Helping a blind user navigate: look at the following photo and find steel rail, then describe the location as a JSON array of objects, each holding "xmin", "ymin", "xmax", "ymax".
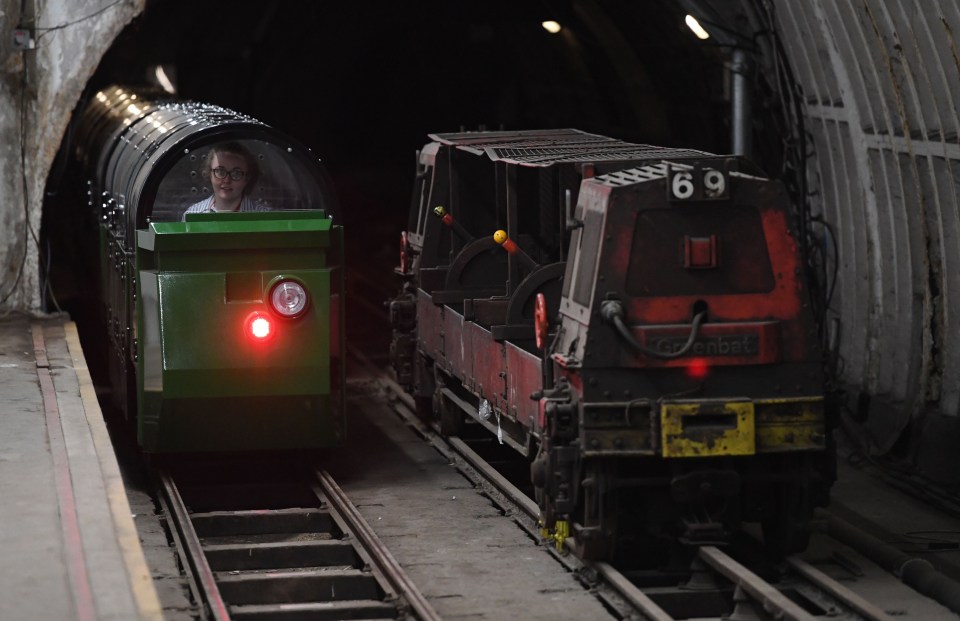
[
  {"xmin": 366, "ymin": 355, "xmax": 679, "ymax": 619},
  {"xmin": 593, "ymin": 562, "xmax": 675, "ymax": 621},
  {"xmin": 786, "ymin": 556, "xmax": 896, "ymax": 621},
  {"xmin": 447, "ymin": 435, "xmax": 539, "ymax": 518},
  {"xmin": 313, "ymin": 469, "xmax": 442, "ymax": 621},
  {"xmin": 364, "ymin": 346, "xmax": 913, "ymax": 621},
  {"xmin": 699, "ymin": 546, "xmax": 816, "ymax": 621},
  {"xmin": 158, "ymin": 470, "xmax": 230, "ymax": 621}
]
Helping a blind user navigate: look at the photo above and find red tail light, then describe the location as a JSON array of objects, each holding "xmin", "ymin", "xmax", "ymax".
[
  {"xmin": 686, "ymin": 357, "xmax": 709, "ymax": 381},
  {"xmin": 245, "ymin": 312, "xmax": 274, "ymax": 342}
]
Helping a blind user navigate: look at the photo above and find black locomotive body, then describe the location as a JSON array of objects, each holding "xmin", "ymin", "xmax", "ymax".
[{"xmin": 390, "ymin": 129, "xmax": 834, "ymax": 559}]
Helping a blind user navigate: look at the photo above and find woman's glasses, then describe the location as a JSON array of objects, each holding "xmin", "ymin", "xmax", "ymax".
[{"xmin": 211, "ymin": 167, "xmax": 246, "ymax": 180}]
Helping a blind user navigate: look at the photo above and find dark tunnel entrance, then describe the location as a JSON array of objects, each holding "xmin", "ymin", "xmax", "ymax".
[{"xmin": 41, "ymin": 0, "xmax": 797, "ymax": 357}]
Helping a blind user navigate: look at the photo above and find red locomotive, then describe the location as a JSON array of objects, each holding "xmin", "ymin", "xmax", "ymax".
[{"xmin": 390, "ymin": 129, "xmax": 834, "ymax": 559}]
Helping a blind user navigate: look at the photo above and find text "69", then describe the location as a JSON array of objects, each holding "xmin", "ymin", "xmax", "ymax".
[{"xmin": 667, "ymin": 167, "xmax": 729, "ymax": 201}]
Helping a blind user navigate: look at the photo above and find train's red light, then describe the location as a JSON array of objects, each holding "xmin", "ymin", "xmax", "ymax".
[
  {"xmin": 686, "ymin": 357, "xmax": 709, "ymax": 381},
  {"xmin": 245, "ymin": 312, "xmax": 273, "ymax": 342},
  {"xmin": 251, "ymin": 317, "xmax": 271, "ymax": 338}
]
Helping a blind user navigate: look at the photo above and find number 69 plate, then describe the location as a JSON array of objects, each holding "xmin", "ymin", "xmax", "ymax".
[{"xmin": 667, "ymin": 164, "xmax": 729, "ymax": 202}]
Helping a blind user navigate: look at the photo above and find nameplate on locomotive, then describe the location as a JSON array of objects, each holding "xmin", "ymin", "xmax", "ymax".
[{"xmin": 653, "ymin": 334, "xmax": 759, "ymax": 357}]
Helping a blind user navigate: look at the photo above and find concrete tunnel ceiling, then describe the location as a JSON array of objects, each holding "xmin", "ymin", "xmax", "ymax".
[
  {"xmin": 85, "ymin": 1, "xmax": 749, "ymax": 165},
  {"xmin": 27, "ymin": 1, "xmax": 960, "ymax": 487}
]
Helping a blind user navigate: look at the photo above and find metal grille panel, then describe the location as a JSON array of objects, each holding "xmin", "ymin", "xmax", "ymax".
[{"xmin": 776, "ymin": 0, "xmax": 960, "ymax": 463}]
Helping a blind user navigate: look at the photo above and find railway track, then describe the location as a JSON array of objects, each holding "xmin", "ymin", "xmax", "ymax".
[
  {"xmin": 157, "ymin": 459, "xmax": 439, "ymax": 620},
  {"xmin": 343, "ymin": 272, "xmax": 958, "ymax": 619},
  {"xmin": 359, "ymin": 352, "xmax": 934, "ymax": 621},
  {"xmin": 599, "ymin": 546, "xmax": 897, "ymax": 621}
]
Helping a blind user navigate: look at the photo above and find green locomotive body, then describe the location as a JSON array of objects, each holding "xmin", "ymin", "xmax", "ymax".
[
  {"xmin": 137, "ymin": 212, "xmax": 343, "ymax": 452},
  {"xmin": 78, "ymin": 85, "xmax": 344, "ymax": 453}
]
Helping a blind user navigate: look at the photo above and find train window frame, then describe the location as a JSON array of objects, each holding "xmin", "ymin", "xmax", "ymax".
[
  {"xmin": 411, "ymin": 141, "xmax": 442, "ymax": 242},
  {"xmin": 150, "ymin": 139, "xmax": 329, "ymax": 223},
  {"xmin": 570, "ymin": 206, "xmax": 605, "ymax": 307},
  {"xmin": 560, "ymin": 198, "xmax": 604, "ymax": 322}
]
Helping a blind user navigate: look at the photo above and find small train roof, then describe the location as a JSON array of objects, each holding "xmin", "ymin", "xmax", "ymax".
[{"xmin": 427, "ymin": 128, "xmax": 710, "ymax": 167}]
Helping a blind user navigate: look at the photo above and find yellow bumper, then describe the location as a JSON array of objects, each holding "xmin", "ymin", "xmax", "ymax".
[
  {"xmin": 661, "ymin": 399, "xmax": 755, "ymax": 458},
  {"xmin": 660, "ymin": 397, "xmax": 825, "ymax": 458}
]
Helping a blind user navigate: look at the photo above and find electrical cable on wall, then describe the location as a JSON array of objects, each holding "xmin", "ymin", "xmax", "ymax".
[{"xmin": 34, "ymin": 0, "xmax": 130, "ymax": 43}]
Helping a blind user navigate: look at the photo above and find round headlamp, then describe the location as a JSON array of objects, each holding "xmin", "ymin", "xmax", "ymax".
[{"xmin": 270, "ymin": 280, "xmax": 309, "ymax": 317}]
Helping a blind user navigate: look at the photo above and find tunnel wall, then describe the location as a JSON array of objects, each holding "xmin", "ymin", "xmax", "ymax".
[
  {"xmin": 775, "ymin": 1, "xmax": 960, "ymax": 477},
  {"xmin": 0, "ymin": 0, "xmax": 143, "ymax": 311}
]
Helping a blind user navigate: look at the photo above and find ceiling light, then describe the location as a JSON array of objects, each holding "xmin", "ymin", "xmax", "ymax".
[
  {"xmin": 542, "ymin": 20, "xmax": 562, "ymax": 34},
  {"xmin": 154, "ymin": 65, "xmax": 176, "ymax": 95},
  {"xmin": 685, "ymin": 14, "xmax": 710, "ymax": 40}
]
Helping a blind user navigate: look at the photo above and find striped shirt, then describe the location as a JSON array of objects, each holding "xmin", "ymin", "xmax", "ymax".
[{"xmin": 183, "ymin": 196, "xmax": 271, "ymax": 220}]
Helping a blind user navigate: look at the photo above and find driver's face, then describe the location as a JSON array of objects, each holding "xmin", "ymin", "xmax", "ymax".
[{"xmin": 209, "ymin": 152, "xmax": 248, "ymax": 207}]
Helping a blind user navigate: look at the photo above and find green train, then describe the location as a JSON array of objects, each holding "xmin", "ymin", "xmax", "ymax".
[{"xmin": 76, "ymin": 85, "xmax": 344, "ymax": 453}]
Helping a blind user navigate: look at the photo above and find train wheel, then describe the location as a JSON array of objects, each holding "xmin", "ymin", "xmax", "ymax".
[
  {"xmin": 762, "ymin": 483, "xmax": 811, "ymax": 557},
  {"xmin": 414, "ymin": 395, "xmax": 433, "ymax": 424},
  {"xmin": 119, "ymin": 356, "xmax": 137, "ymax": 423},
  {"xmin": 531, "ymin": 444, "xmax": 555, "ymax": 534},
  {"xmin": 535, "ymin": 488, "xmax": 557, "ymax": 543},
  {"xmin": 439, "ymin": 398, "xmax": 463, "ymax": 436},
  {"xmin": 433, "ymin": 376, "xmax": 463, "ymax": 436},
  {"xmin": 573, "ymin": 460, "xmax": 617, "ymax": 561},
  {"xmin": 413, "ymin": 353, "xmax": 436, "ymax": 425}
]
